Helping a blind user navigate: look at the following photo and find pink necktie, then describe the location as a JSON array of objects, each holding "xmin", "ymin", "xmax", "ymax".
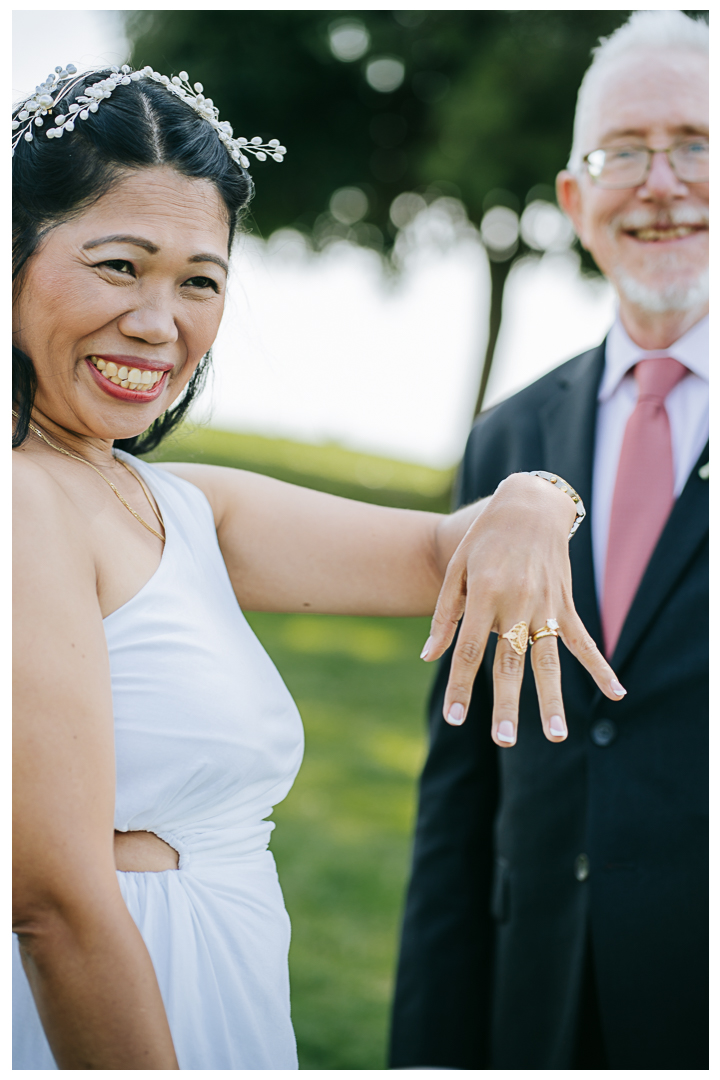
[{"xmin": 602, "ymin": 357, "xmax": 688, "ymax": 657}]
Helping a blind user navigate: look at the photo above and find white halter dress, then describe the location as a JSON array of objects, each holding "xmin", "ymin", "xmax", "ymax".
[{"xmin": 13, "ymin": 454, "xmax": 305, "ymax": 1069}]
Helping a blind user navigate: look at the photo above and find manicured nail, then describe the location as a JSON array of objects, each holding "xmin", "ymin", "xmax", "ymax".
[
  {"xmin": 549, "ymin": 715, "xmax": 567, "ymax": 738},
  {"xmin": 447, "ymin": 702, "xmax": 465, "ymax": 726},
  {"xmin": 420, "ymin": 635, "xmax": 434, "ymax": 660},
  {"xmin": 497, "ymin": 720, "xmax": 515, "ymax": 744},
  {"xmin": 610, "ymin": 679, "xmax": 627, "ymax": 697}
]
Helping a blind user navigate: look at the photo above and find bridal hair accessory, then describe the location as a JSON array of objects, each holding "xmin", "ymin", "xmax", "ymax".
[{"xmin": 11, "ymin": 63, "xmax": 287, "ymax": 171}]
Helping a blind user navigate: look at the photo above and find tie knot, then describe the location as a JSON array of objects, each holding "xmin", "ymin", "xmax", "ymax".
[{"xmin": 633, "ymin": 356, "xmax": 688, "ymax": 402}]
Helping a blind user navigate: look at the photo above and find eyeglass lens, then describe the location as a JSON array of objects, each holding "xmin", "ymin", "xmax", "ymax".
[{"xmin": 586, "ymin": 140, "xmax": 708, "ymax": 188}]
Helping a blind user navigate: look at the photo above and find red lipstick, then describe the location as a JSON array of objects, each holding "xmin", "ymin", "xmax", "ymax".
[{"xmin": 85, "ymin": 357, "xmax": 169, "ymax": 403}]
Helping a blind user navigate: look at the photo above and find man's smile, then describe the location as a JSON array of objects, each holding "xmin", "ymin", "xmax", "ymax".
[{"xmin": 627, "ymin": 223, "xmax": 705, "ymax": 242}]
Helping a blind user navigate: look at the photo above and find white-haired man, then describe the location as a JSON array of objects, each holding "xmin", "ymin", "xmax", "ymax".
[{"xmin": 390, "ymin": 11, "xmax": 708, "ymax": 1070}]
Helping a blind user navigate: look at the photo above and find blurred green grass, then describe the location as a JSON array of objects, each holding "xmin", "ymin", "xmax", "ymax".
[
  {"xmin": 148, "ymin": 424, "xmax": 454, "ymax": 513},
  {"xmin": 149, "ymin": 427, "xmax": 452, "ymax": 1068},
  {"xmin": 246, "ymin": 612, "xmax": 435, "ymax": 1070}
]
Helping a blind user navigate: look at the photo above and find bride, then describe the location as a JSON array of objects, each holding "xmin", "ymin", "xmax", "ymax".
[{"xmin": 12, "ymin": 64, "xmax": 623, "ymax": 1070}]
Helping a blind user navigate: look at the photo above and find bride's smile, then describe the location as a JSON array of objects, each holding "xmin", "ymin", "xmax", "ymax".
[{"xmin": 13, "ymin": 166, "xmax": 229, "ymax": 447}]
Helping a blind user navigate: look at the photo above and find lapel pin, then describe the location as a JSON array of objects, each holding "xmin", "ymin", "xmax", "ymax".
[{"xmin": 698, "ymin": 462, "xmax": 709, "ymax": 480}]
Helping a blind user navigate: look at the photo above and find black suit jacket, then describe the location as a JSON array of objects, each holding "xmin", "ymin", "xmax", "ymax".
[{"xmin": 390, "ymin": 344, "xmax": 708, "ymax": 1070}]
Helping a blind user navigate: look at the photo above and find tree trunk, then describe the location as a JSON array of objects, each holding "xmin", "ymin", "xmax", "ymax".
[{"xmin": 473, "ymin": 255, "xmax": 514, "ymax": 418}]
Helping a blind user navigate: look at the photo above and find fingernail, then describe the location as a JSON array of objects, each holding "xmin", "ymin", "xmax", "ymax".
[
  {"xmin": 420, "ymin": 635, "xmax": 434, "ymax": 660},
  {"xmin": 549, "ymin": 715, "xmax": 567, "ymax": 737},
  {"xmin": 446, "ymin": 702, "xmax": 465, "ymax": 726},
  {"xmin": 610, "ymin": 679, "xmax": 627, "ymax": 697},
  {"xmin": 497, "ymin": 720, "xmax": 515, "ymax": 744}
]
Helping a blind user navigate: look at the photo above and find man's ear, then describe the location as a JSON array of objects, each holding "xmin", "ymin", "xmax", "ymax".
[{"xmin": 556, "ymin": 170, "xmax": 585, "ymax": 247}]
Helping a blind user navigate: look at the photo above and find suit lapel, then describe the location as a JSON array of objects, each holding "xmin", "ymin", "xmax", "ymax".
[
  {"xmin": 611, "ymin": 441, "xmax": 709, "ymax": 670},
  {"xmin": 537, "ymin": 344, "xmax": 606, "ymax": 647}
]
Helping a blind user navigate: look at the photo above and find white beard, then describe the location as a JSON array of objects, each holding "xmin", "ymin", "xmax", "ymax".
[{"xmin": 613, "ymin": 266, "xmax": 709, "ymax": 314}]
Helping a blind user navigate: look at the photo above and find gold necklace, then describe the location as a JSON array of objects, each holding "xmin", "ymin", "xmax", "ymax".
[{"xmin": 13, "ymin": 411, "xmax": 165, "ymax": 543}]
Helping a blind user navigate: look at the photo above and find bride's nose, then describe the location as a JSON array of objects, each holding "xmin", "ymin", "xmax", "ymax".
[{"xmin": 117, "ymin": 293, "xmax": 179, "ymax": 345}]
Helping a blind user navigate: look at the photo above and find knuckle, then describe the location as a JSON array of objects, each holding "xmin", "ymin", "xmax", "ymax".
[
  {"xmin": 496, "ymin": 650, "xmax": 524, "ymax": 677},
  {"xmin": 575, "ymin": 633, "xmax": 600, "ymax": 659},
  {"xmin": 432, "ymin": 604, "xmax": 458, "ymax": 633},
  {"xmin": 533, "ymin": 649, "xmax": 561, "ymax": 674},
  {"xmin": 455, "ymin": 638, "xmax": 483, "ymax": 666},
  {"xmin": 433, "ymin": 595, "xmax": 454, "ymax": 620}
]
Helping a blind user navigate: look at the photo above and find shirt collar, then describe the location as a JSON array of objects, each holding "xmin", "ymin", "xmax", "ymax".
[{"xmin": 599, "ymin": 313, "xmax": 708, "ymax": 402}]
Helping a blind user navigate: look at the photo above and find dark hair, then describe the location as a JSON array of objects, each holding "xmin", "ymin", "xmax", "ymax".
[{"xmin": 12, "ymin": 69, "xmax": 253, "ymax": 453}]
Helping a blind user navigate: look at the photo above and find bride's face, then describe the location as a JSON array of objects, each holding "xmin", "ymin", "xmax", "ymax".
[{"xmin": 13, "ymin": 165, "xmax": 231, "ymax": 442}]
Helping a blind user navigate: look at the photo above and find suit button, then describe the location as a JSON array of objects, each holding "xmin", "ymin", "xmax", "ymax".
[
  {"xmin": 574, "ymin": 853, "xmax": 590, "ymax": 881},
  {"xmin": 591, "ymin": 719, "xmax": 617, "ymax": 746}
]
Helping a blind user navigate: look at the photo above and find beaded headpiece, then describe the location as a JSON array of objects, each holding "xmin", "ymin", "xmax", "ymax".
[{"xmin": 11, "ymin": 63, "xmax": 287, "ymax": 171}]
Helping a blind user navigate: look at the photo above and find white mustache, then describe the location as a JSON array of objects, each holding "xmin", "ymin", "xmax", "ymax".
[{"xmin": 614, "ymin": 207, "xmax": 709, "ymax": 232}]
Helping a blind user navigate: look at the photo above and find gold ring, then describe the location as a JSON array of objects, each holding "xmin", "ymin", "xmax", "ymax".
[
  {"xmin": 530, "ymin": 619, "xmax": 560, "ymax": 645},
  {"xmin": 500, "ymin": 621, "xmax": 529, "ymax": 655}
]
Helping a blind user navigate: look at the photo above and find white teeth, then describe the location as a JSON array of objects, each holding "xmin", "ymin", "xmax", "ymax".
[{"xmin": 89, "ymin": 356, "xmax": 165, "ymax": 391}]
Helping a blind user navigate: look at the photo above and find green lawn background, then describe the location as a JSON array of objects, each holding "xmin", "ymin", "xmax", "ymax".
[
  {"xmin": 150, "ymin": 427, "xmax": 453, "ymax": 1069},
  {"xmin": 249, "ymin": 612, "xmax": 435, "ymax": 1069}
]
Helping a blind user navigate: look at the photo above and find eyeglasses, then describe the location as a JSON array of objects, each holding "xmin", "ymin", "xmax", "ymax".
[{"xmin": 583, "ymin": 138, "xmax": 709, "ymax": 189}]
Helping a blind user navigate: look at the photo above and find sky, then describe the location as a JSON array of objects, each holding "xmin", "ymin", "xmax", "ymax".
[{"xmin": 13, "ymin": 9, "xmax": 617, "ymax": 468}]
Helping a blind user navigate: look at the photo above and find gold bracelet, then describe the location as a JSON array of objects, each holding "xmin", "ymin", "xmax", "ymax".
[{"xmin": 529, "ymin": 470, "xmax": 586, "ymax": 540}]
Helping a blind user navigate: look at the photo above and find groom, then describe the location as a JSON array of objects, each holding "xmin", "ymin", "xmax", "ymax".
[{"xmin": 390, "ymin": 10, "xmax": 708, "ymax": 1071}]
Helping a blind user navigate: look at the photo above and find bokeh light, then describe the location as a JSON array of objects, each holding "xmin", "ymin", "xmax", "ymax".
[
  {"xmin": 328, "ymin": 20, "xmax": 370, "ymax": 62},
  {"xmin": 480, "ymin": 206, "xmax": 520, "ymax": 260},
  {"xmin": 520, "ymin": 200, "xmax": 575, "ymax": 252},
  {"xmin": 329, "ymin": 187, "xmax": 369, "ymax": 225},
  {"xmin": 365, "ymin": 57, "xmax": 405, "ymax": 93}
]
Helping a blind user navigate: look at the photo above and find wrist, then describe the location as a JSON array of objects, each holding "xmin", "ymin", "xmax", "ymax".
[
  {"xmin": 528, "ymin": 470, "xmax": 585, "ymax": 539},
  {"xmin": 493, "ymin": 472, "xmax": 578, "ymax": 537}
]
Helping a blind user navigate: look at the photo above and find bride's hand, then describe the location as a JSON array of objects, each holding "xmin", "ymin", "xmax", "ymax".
[{"xmin": 424, "ymin": 472, "xmax": 626, "ymax": 747}]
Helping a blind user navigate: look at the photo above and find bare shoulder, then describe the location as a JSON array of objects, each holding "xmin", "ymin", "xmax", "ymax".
[
  {"xmin": 13, "ymin": 451, "xmax": 95, "ymax": 594},
  {"xmin": 14, "ymin": 450, "xmax": 69, "ymax": 526},
  {"xmin": 14, "ymin": 450, "xmax": 76, "ymax": 527}
]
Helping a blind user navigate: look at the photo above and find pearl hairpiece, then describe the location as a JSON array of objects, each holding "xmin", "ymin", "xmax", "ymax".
[{"xmin": 11, "ymin": 63, "xmax": 287, "ymax": 171}]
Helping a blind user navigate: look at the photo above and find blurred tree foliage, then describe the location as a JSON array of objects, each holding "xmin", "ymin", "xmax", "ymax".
[{"xmin": 126, "ymin": 10, "xmax": 707, "ymax": 412}]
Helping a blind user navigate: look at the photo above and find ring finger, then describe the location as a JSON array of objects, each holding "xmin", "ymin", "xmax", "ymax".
[{"xmin": 529, "ymin": 633, "xmax": 567, "ymax": 741}]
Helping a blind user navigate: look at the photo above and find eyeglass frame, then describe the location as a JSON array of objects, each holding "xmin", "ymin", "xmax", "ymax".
[{"xmin": 582, "ymin": 138, "xmax": 709, "ymax": 189}]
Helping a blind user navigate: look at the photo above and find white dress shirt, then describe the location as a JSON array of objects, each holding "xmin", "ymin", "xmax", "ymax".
[{"xmin": 591, "ymin": 314, "xmax": 709, "ymax": 603}]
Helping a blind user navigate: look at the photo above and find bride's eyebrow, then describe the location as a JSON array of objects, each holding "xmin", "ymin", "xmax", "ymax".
[
  {"xmin": 81, "ymin": 235, "xmax": 228, "ymax": 274},
  {"xmin": 82, "ymin": 234, "xmax": 159, "ymax": 254},
  {"xmin": 188, "ymin": 253, "xmax": 228, "ymax": 274}
]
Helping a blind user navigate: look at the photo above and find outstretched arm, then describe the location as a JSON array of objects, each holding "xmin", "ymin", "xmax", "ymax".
[{"xmin": 161, "ymin": 463, "xmax": 624, "ymax": 745}]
